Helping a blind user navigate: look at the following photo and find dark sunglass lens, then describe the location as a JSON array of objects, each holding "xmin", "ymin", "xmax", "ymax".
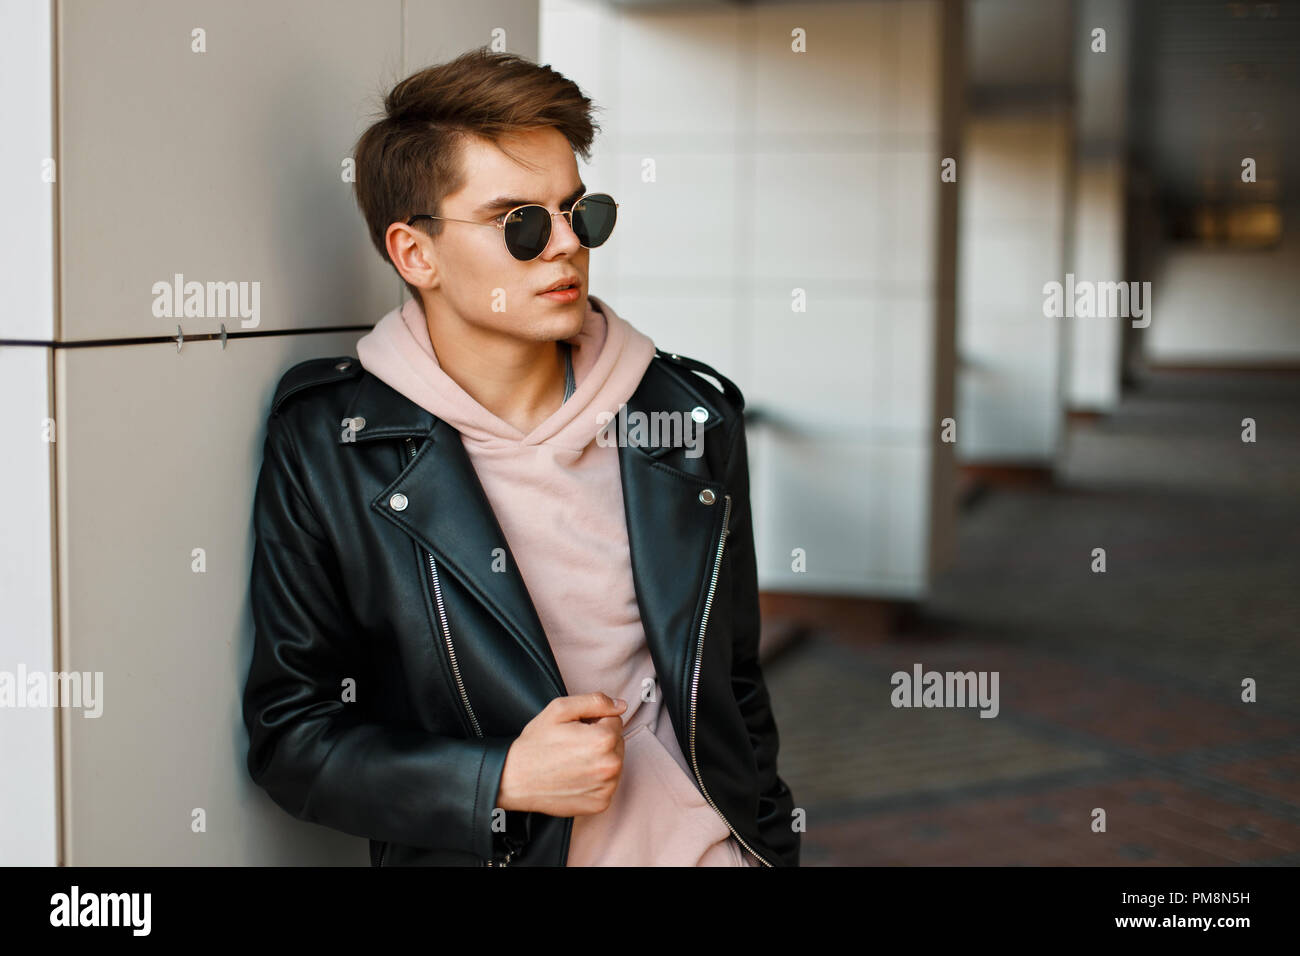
[
  {"xmin": 503, "ymin": 205, "xmax": 550, "ymax": 260},
  {"xmin": 572, "ymin": 194, "xmax": 617, "ymax": 248}
]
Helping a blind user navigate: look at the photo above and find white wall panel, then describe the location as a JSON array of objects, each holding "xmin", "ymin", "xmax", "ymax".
[
  {"xmin": 406, "ymin": 1, "xmax": 542, "ymax": 81},
  {"xmin": 750, "ymin": 298, "xmax": 876, "ymax": 433},
  {"xmin": 615, "ymin": 151, "xmax": 742, "ymax": 283},
  {"xmin": 618, "ymin": 9, "xmax": 743, "ymax": 142},
  {"xmin": 752, "ymin": 152, "xmax": 885, "ymax": 285},
  {"xmin": 59, "ymin": 0, "xmax": 404, "ymax": 339},
  {"xmin": 58, "ymin": 332, "xmax": 366, "ymax": 864},
  {"xmin": 882, "ymin": 150, "xmax": 939, "ymax": 284},
  {"xmin": 753, "ymin": 2, "xmax": 887, "ymax": 139},
  {"xmin": 1, "ymin": 0, "xmax": 56, "ymax": 343},
  {"xmin": 0, "ymin": 348, "xmax": 58, "ymax": 866}
]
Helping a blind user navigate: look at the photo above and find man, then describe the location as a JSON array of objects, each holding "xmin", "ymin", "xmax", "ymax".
[{"xmin": 242, "ymin": 47, "xmax": 798, "ymax": 866}]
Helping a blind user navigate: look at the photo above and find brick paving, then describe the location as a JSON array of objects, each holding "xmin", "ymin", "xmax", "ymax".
[{"xmin": 757, "ymin": 369, "xmax": 1300, "ymax": 865}]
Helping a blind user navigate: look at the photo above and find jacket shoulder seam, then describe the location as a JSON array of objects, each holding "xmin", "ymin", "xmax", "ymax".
[{"xmin": 271, "ymin": 356, "xmax": 362, "ymax": 415}]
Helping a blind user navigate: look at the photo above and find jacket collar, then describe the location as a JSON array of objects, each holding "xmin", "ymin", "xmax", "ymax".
[
  {"xmin": 348, "ymin": 354, "xmax": 734, "ymax": 715},
  {"xmin": 339, "ymin": 350, "xmax": 728, "ymax": 457}
]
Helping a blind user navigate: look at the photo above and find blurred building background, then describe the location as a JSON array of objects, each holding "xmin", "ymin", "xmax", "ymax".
[{"xmin": 2, "ymin": 0, "xmax": 1297, "ymax": 865}]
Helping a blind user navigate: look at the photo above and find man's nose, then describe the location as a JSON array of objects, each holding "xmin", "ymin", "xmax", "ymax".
[{"xmin": 544, "ymin": 209, "xmax": 582, "ymax": 255}]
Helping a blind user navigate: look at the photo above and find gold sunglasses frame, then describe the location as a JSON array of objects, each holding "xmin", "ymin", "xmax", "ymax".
[{"xmin": 405, "ymin": 192, "xmax": 620, "ymax": 260}]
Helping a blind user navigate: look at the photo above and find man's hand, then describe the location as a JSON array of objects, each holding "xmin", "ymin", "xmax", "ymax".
[{"xmin": 496, "ymin": 693, "xmax": 628, "ymax": 816}]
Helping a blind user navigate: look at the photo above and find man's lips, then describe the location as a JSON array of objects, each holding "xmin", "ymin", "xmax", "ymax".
[
  {"xmin": 538, "ymin": 285, "xmax": 581, "ymax": 301},
  {"xmin": 539, "ymin": 277, "xmax": 581, "ymax": 294}
]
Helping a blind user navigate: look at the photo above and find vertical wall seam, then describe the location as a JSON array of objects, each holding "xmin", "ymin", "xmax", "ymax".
[
  {"xmin": 50, "ymin": 0, "xmax": 67, "ymax": 869},
  {"xmin": 737, "ymin": 7, "xmax": 754, "ymax": 396}
]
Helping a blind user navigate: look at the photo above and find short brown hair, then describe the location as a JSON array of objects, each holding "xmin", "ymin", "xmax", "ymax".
[{"xmin": 352, "ymin": 46, "xmax": 600, "ymax": 302}]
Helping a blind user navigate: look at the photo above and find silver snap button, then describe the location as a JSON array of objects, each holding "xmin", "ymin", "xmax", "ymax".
[
  {"xmin": 670, "ymin": 353, "xmax": 680, "ymax": 360},
  {"xmin": 699, "ymin": 489, "xmax": 716, "ymax": 505},
  {"xmin": 691, "ymin": 406, "xmax": 709, "ymax": 423},
  {"xmin": 335, "ymin": 359, "xmax": 353, "ymax": 371},
  {"xmin": 389, "ymin": 493, "xmax": 408, "ymax": 511},
  {"xmin": 350, "ymin": 416, "xmax": 366, "ymax": 431}
]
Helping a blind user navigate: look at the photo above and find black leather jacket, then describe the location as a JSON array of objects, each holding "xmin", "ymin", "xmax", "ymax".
[{"xmin": 241, "ymin": 345, "xmax": 800, "ymax": 866}]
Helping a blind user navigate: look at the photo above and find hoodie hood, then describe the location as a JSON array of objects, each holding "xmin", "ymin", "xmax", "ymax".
[{"xmin": 355, "ymin": 293, "xmax": 656, "ymax": 458}]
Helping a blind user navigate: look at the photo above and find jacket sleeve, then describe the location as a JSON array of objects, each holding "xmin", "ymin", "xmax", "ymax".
[
  {"xmin": 723, "ymin": 408, "xmax": 801, "ymax": 866},
  {"xmin": 242, "ymin": 407, "xmax": 514, "ymax": 861}
]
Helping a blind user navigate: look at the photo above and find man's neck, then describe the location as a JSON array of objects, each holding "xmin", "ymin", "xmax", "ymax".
[{"xmin": 421, "ymin": 298, "xmax": 568, "ymax": 436}]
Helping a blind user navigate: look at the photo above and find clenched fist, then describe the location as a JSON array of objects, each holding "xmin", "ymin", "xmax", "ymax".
[{"xmin": 496, "ymin": 693, "xmax": 628, "ymax": 817}]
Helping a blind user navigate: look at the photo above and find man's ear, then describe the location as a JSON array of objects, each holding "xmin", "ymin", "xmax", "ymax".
[{"xmin": 387, "ymin": 222, "xmax": 438, "ymax": 291}]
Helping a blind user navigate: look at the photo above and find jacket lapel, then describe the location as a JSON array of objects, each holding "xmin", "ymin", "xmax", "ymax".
[
  {"xmin": 616, "ymin": 361, "xmax": 731, "ymax": 731},
  {"xmin": 382, "ymin": 418, "xmax": 571, "ymax": 697}
]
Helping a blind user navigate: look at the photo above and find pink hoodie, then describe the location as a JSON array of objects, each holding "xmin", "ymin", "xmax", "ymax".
[{"xmin": 355, "ymin": 293, "xmax": 757, "ymax": 867}]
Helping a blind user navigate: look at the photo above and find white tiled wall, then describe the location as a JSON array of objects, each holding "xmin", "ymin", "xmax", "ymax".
[{"xmin": 542, "ymin": 0, "xmax": 957, "ymax": 597}]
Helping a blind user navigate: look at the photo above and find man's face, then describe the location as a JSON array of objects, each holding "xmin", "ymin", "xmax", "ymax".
[{"xmin": 408, "ymin": 126, "xmax": 591, "ymax": 344}]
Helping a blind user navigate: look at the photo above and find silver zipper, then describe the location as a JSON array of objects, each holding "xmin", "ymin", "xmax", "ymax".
[
  {"xmin": 405, "ymin": 437, "xmax": 482, "ymax": 739},
  {"xmin": 687, "ymin": 493, "xmax": 775, "ymax": 868},
  {"xmin": 404, "ymin": 437, "xmax": 516, "ymax": 866}
]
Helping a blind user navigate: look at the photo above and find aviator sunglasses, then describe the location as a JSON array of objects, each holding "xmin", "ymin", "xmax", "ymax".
[{"xmin": 406, "ymin": 192, "xmax": 620, "ymax": 261}]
